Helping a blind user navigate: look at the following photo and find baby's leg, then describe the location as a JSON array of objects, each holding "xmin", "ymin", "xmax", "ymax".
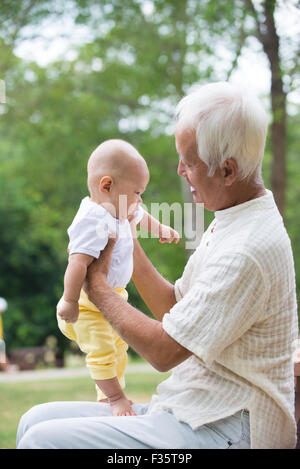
[
  {"xmin": 73, "ymin": 306, "xmax": 118, "ymax": 384},
  {"xmin": 95, "ymin": 376, "xmax": 136, "ymax": 416},
  {"xmin": 94, "ymin": 354, "xmax": 127, "ymax": 402},
  {"xmin": 57, "ymin": 291, "xmax": 133, "ymax": 415},
  {"xmin": 95, "ymin": 331, "xmax": 129, "ymax": 401},
  {"xmin": 73, "ymin": 307, "xmax": 132, "ymax": 411},
  {"xmin": 58, "ymin": 303, "xmax": 118, "ymax": 402}
]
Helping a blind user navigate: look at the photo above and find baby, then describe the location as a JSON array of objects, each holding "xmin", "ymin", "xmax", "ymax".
[{"xmin": 57, "ymin": 139, "xmax": 179, "ymax": 416}]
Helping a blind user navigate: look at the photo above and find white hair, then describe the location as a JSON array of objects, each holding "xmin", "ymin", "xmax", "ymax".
[{"xmin": 176, "ymin": 82, "xmax": 268, "ymax": 180}]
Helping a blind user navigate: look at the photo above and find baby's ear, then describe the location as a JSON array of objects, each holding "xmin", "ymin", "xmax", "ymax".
[{"xmin": 99, "ymin": 176, "xmax": 113, "ymax": 193}]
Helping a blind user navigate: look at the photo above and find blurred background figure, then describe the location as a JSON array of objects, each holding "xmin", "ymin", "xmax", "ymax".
[{"xmin": 0, "ymin": 297, "xmax": 8, "ymax": 371}]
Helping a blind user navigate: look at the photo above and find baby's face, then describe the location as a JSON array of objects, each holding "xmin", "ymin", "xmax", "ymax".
[
  {"xmin": 113, "ymin": 167, "xmax": 149, "ymax": 220},
  {"xmin": 89, "ymin": 140, "xmax": 150, "ymax": 220}
]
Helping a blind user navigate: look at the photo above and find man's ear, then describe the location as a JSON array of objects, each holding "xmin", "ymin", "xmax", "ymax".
[
  {"xmin": 99, "ymin": 176, "xmax": 113, "ymax": 193},
  {"xmin": 222, "ymin": 159, "xmax": 238, "ymax": 186}
]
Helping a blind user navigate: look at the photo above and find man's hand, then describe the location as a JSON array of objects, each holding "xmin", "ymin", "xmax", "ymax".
[
  {"xmin": 57, "ymin": 297, "xmax": 79, "ymax": 323},
  {"xmin": 84, "ymin": 237, "xmax": 118, "ymax": 298}
]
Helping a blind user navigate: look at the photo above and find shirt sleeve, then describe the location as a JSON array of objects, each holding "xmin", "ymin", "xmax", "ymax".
[
  {"xmin": 68, "ymin": 216, "xmax": 109, "ymax": 258},
  {"xmin": 163, "ymin": 252, "xmax": 267, "ymax": 366},
  {"xmin": 174, "ymin": 279, "xmax": 184, "ymax": 302},
  {"xmin": 173, "ymin": 249, "xmax": 200, "ymax": 301}
]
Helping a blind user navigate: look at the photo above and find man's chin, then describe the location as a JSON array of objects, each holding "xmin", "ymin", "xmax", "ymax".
[
  {"xmin": 192, "ymin": 191, "xmax": 201, "ymax": 203},
  {"xmin": 192, "ymin": 193, "xmax": 206, "ymax": 207}
]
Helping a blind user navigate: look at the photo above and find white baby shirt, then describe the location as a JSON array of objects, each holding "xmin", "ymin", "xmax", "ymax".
[{"xmin": 67, "ymin": 197, "xmax": 144, "ymax": 288}]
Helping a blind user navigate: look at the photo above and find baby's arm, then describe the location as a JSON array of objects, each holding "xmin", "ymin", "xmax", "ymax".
[
  {"xmin": 57, "ymin": 253, "xmax": 94, "ymax": 323},
  {"xmin": 138, "ymin": 211, "xmax": 180, "ymax": 244},
  {"xmin": 95, "ymin": 377, "xmax": 136, "ymax": 416}
]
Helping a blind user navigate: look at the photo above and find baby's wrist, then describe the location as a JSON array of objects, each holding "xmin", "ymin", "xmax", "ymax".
[
  {"xmin": 63, "ymin": 295, "xmax": 78, "ymax": 305},
  {"xmin": 158, "ymin": 223, "xmax": 170, "ymax": 235}
]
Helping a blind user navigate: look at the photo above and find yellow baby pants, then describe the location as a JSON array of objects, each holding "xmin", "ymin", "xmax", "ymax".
[{"xmin": 57, "ymin": 288, "xmax": 129, "ymax": 401}]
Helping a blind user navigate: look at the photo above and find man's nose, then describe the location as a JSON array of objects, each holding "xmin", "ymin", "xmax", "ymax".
[{"xmin": 177, "ymin": 159, "xmax": 186, "ymax": 177}]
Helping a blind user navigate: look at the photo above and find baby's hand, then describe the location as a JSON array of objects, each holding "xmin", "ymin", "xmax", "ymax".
[
  {"xmin": 57, "ymin": 297, "xmax": 79, "ymax": 323},
  {"xmin": 110, "ymin": 396, "xmax": 137, "ymax": 417},
  {"xmin": 159, "ymin": 224, "xmax": 180, "ymax": 244}
]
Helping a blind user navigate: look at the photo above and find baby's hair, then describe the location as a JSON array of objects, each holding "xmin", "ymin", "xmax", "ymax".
[{"xmin": 87, "ymin": 139, "xmax": 148, "ymax": 196}]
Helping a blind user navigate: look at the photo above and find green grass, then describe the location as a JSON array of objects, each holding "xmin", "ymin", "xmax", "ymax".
[{"xmin": 0, "ymin": 371, "xmax": 170, "ymax": 449}]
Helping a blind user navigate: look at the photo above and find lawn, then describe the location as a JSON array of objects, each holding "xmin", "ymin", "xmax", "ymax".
[{"xmin": 0, "ymin": 371, "xmax": 170, "ymax": 449}]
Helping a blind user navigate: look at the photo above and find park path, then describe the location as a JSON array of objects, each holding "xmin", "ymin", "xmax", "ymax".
[{"xmin": 0, "ymin": 362, "xmax": 157, "ymax": 383}]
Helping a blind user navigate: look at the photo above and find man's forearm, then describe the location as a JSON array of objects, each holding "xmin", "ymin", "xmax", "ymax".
[
  {"xmin": 88, "ymin": 282, "xmax": 169, "ymax": 371},
  {"xmin": 85, "ymin": 237, "xmax": 191, "ymax": 372},
  {"xmin": 132, "ymin": 239, "xmax": 177, "ymax": 321}
]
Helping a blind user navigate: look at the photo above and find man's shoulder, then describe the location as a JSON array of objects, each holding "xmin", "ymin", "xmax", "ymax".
[
  {"xmin": 227, "ymin": 202, "xmax": 289, "ymax": 250},
  {"xmin": 247, "ymin": 212, "xmax": 290, "ymax": 257},
  {"xmin": 217, "ymin": 211, "xmax": 295, "ymax": 289}
]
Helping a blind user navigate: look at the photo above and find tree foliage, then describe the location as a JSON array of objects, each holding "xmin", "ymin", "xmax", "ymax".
[{"xmin": 0, "ymin": 0, "xmax": 299, "ymax": 354}]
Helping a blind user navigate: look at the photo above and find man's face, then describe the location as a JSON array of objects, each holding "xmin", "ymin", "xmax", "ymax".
[{"xmin": 175, "ymin": 127, "xmax": 225, "ymax": 211}]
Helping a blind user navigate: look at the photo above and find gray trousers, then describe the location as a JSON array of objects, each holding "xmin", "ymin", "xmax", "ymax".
[{"xmin": 16, "ymin": 401, "xmax": 251, "ymax": 449}]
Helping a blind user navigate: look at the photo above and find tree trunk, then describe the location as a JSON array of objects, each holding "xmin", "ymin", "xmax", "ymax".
[
  {"xmin": 261, "ymin": 0, "xmax": 287, "ymax": 217},
  {"xmin": 245, "ymin": 0, "xmax": 287, "ymax": 217},
  {"xmin": 172, "ymin": 0, "xmax": 196, "ymax": 255}
]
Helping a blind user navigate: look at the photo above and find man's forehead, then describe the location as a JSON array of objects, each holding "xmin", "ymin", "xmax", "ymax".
[{"xmin": 175, "ymin": 127, "xmax": 198, "ymax": 160}]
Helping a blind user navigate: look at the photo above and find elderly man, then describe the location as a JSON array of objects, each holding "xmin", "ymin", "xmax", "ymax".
[{"xmin": 17, "ymin": 82, "xmax": 298, "ymax": 449}]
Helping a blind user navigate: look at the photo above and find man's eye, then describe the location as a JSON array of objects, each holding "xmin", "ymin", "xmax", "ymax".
[
  {"xmin": 135, "ymin": 192, "xmax": 140, "ymax": 195},
  {"xmin": 181, "ymin": 159, "xmax": 192, "ymax": 168}
]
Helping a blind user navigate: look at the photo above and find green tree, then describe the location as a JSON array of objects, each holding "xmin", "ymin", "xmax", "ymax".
[
  {"xmin": 0, "ymin": 0, "xmax": 299, "ymax": 353},
  {"xmin": 242, "ymin": 0, "xmax": 299, "ymax": 217}
]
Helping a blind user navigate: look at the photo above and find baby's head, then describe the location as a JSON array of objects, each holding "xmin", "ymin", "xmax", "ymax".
[{"xmin": 87, "ymin": 139, "xmax": 149, "ymax": 220}]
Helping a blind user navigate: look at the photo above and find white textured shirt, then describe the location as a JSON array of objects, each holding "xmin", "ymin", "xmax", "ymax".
[
  {"xmin": 148, "ymin": 190, "xmax": 298, "ymax": 449},
  {"xmin": 67, "ymin": 197, "xmax": 144, "ymax": 287}
]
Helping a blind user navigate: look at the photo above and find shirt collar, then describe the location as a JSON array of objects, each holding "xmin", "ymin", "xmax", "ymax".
[{"xmin": 214, "ymin": 189, "xmax": 275, "ymax": 221}]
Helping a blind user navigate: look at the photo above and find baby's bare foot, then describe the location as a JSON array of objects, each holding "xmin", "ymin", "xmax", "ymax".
[{"xmin": 110, "ymin": 396, "xmax": 136, "ymax": 416}]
